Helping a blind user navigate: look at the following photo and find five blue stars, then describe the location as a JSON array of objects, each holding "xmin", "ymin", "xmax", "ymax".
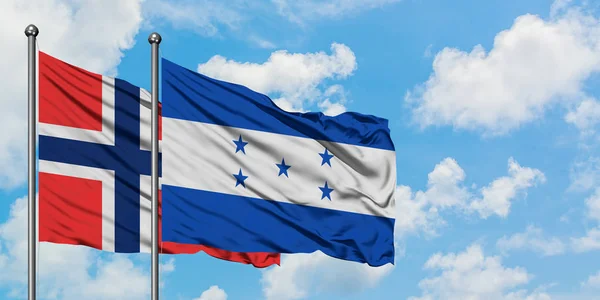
[
  {"xmin": 319, "ymin": 148, "xmax": 334, "ymax": 167},
  {"xmin": 319, "ymin": 181, "xmax": 334, "ymax": 200},
  {"xmin": 233, "ymin": 168, "xmax": 248, "ymax": 188},
  {"xmin": 233, "ymin": 135, "xmax": 336, "ymax": 200},
  {"xmin": 276, "ymin": 158, "xmax": 292, "ymax": 177},
  {"xmin": 233, "ymin": 135, "xmax": 248, "ymax": 154}
]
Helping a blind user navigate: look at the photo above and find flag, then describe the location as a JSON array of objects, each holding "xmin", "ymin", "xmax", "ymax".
[
  {"xmin": 37, "ymin": 52, "xmax": 280, "ymax": 268},
  {"xmin": 160, "ymin": 58, "xmax": 396, "ymax": 267}
]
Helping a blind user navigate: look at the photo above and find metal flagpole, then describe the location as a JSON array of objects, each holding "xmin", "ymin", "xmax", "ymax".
[
  {"xmin": 148, "ymin": 32, "xmax": 162, "ymax": 300},
  {"xmin": 25, "ymin": 24, "xmax": 39, "ymax": 300}
]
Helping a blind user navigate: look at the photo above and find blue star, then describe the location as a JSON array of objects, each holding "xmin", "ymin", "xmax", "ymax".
[
  {"xmin": 319, "ymin": 148, "xmax": 334, "ymax": 166},
  {"xmin": 233, "ymin": 135, "xmax": 248, "ymax": 154},
  {"xmin": 319, "ymin": 181, "xmax": 334, "ymax": 200},
  {"xmin": 276, "ymin": 158, "xmax": 291, "ymax": 177},
  {"xmin": 233, "ymin": 168, "xmax": 248, "ymax": 188}
]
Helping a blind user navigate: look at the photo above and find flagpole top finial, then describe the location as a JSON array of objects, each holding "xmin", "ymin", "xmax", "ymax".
[
  {"xmin": 148, "ymin": 32, "xmax": 162, "ymax": 44},
  {"xmin": 24, "ymin": 24, "xmax": 39, "ymax": 37}
]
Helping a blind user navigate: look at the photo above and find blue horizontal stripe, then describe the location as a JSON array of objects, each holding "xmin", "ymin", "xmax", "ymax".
[
  {"xmin": 161, "ymin": 58, "xmax": 395, "ymax": 151},
  {"xmin": 161, "ymin": 185, "xmax": 395, "ymax": 266}
]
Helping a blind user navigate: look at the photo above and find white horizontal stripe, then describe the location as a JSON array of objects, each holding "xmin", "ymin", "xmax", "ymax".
[
  {"xmin": 162, "ymin": 119, "xmax": 396, "ymax": 218},
  {"xmin": 39, "ymin": 160, "xmax": 116, "ymax": 252},
  {"xmin": 39, "ymin": 76, "xmax": 116, "ymax": 145}
]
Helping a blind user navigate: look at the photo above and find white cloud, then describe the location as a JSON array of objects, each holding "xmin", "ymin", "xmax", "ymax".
[
  {"xmin": 160, "ymin": 257, "xmax": 176, "ymax": 273},
  {"xmin": 409, "ymin": 244, "xmax": 549, "ymax": 300},
  {"xmin": 143, "ymin": 0, "xmax": 244, "ymax": 37},
  {"xmin": 272, "ymin": 0, "xmax": 401, "ymax": 24},
  {"xmin": 318, "ymin": 99, "xmax": 347, "ymax": 116},
  {"xmin": 396, "ymin": 157, "xmax": 545, "ymax": 238},
  {"xmin": 0, "ymin": 197, "xmax": 154, "ymax": 299},
  {"xmin": 158, "ymin": 257, "xmax": 176, "ymax": 289},
  {"xmin": 197, "ymin": 43, "xmax": 356, "ymax": 112},
  {"xmin": 194, "ymin": 285, "xmax": 228, "ymax": 300},
  {"xmin": 144, "ymin": 1, "xmax": 398, "ymax": 45},
  {"xmin": 565, "ymin": 98, "xmax": 600, "ymax": 137},
  {"xmin": 394, "ymin": 185, "xmax": 446, "ymax": 238},
  {"xmin": 260, "ymin": 252, "xmax": 393, "ymax": 300},
  {"xmin": 496, "ymin": 225, "xmax": 566, "ymax": 256},
  {"xmin": 272, "ymin": 99, "xmax": 306, "ymax": 113},
  {"xmin": 569, "ymin": 156, "xmax": 600, "ymax": 192},
  {"xmin": 317, "ymin": 85, "xmax": 348, "ymax": 116},
  {"xmin": 550, "ymin": 0, "xmax": 574, "ymax": 18},
  {"xmin": 571, "ymin": 228, "xmax": 600, "ymax": 252},
  {"xmin": 424, "ymin": 44, "xmax": 434, "ymax": 58},
  {"xmin": 581, "ymin": 270, "xmax": 600, "ymax": 289},
  {"xmin": 66, "ymin": 256, "xmax": 149, "ymax": 300},
  {"xmin": 570, "ymin": 188, "xmax": 600, "ymax": 253},
  {"xmin": 468, "ymin": 158, "xmax": 546, "ymax": 219},
  {"xmin": 0, "ymin": 0, "xmax": 144, "ymax": 189},
  {"xmin": 394, "ymin": 158, "xmax": 468, "ymax": 238},
  {"xmin": 421, "ymin": 157, "xmax": 471, "ymax": 209},
  {"xmin": 584, "ymin": 188, "xmax": 600, "ymax": 222},
  {"xmin": 504, "ymin": 289, "xmax": 553, "ymax": 300},
  {"xmin": 248, "ymin": 35, "xmax": 277, "ymax": 49},
  {"xmin": 406, "ymin": 5, "xmax": 600, "ymax": 136}
]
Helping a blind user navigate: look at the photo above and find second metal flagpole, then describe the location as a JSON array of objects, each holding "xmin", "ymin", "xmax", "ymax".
[
  {"xmin": 25, "ymin": 24, "xmax": 39, "ymax": 300},
  {"xmin": 149, "ymin": 32, "xmax": 162, "ymax": 300}
]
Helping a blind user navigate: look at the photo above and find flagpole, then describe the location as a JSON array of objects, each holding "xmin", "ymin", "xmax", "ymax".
[
  {"xmin": 25, "ymin": 24, "xmax": 39, "ymax": 300},
  {"xmin": 148, "ymin": 32, "xmax": 162, "ymax": 300}
]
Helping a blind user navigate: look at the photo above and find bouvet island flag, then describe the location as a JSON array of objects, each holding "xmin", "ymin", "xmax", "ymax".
[{"xmin": 161, "ymin": 58, "xmax": 396, "ymax": 266}]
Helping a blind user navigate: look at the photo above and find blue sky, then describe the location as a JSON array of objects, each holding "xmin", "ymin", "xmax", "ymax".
[{"xmin": 2, "ymin": 0, "xmax": 600, "ymax": 299}]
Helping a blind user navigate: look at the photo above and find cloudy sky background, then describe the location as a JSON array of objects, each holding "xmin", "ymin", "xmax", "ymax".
[{"xmin": 1, "ymin": 0, "xmax": 600, "ymax": 299}]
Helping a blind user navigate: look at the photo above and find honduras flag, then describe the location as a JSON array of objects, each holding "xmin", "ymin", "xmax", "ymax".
[{"xmin": 160, "ymin": 58, "xmax": 396, "ymax": 266}]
